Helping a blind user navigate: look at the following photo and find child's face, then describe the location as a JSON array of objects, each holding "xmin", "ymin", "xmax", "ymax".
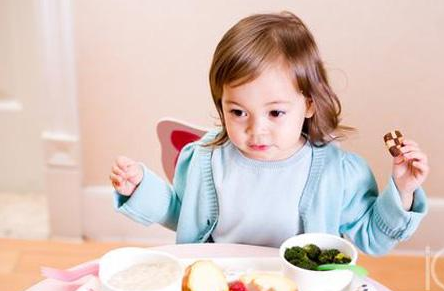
[{"xmin": 222, "ymin": 62, "xmax": 314, "ymax": 161}]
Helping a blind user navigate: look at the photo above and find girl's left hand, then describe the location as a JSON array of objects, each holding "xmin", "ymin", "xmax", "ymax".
[{"xmin": 392, "ymin": 139, "xmax": 429, "ymax": 196}]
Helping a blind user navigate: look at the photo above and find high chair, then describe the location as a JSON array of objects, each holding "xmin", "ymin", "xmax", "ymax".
[{"xmin": 156, "ymin": 118, "xmax": 208, "ymax": 183}]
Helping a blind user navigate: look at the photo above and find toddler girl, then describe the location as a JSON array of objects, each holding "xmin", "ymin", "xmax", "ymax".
[{"xmin": 110, "ymin": 11, "xmax": 428, "ymax": 254}]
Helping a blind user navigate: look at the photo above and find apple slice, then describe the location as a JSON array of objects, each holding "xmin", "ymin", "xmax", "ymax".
[{"xmin": 240, "ymin": 272, "xmax": 298, "ymax": 291}]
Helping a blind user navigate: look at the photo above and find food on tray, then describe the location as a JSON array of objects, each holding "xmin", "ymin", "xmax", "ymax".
[
  {"xmin": 284, "ymin": 244, "xmax": 351, "ymax": 271},
  {"xmin": 383, "ymin": 130, "xmax": 404, "ymax": 157},
  {"xmin": 302, "ymin": 244, "xmax": 321, "ymax": 260},
  {"xmin": 182, "ymin": 260, "xmax": 229, "ymax": 291},
  {"xmin": 240, "ymin": 272, "xmax": 298, "ymax": 291},
  {"xmin": 182, "ymin": 260, "xmax": 298, "ymax": 291},
  {"xmin": 229, "ymin": 281, "xmax": 248, "ymax": 291},
  {"xmin": 107, "ymin": 261, "xmax": 181, "ymax": 291}
]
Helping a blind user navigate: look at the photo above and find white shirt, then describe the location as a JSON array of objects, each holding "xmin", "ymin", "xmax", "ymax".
[{"xmin": 211, "ymin": 141, "xmax": 312, "ymax": 247}]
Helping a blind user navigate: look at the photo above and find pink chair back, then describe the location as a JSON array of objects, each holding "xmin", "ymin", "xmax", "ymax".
[{"xmin": 156, "ymin": 118, "xmax": 207, "ymax": 183}]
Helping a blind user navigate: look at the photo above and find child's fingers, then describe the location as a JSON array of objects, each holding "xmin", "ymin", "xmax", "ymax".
[
  {"xmin": 412, "ymin": 161, "xmax": 430, "ymax": 175},
  {"xmin": 112, "ymin": 165, "xmax": 126, "ymax": 177},
  {"xmin": 116, "ymin": 156, "xmax": 136, "ymax": 171},
  {"xmin": 400, "ymin": 145, "xmax": 420, "ymax": 155},
  {"xmin": 126, "ymin": 164, "xmax": 141, "ymax": 178},
  {"xmin": 402, "ymin": 139, "xmax": 418, "ymax": 147},
  {"xmin": 399, "ymin": 141, "xmax": 427, "ymax": 163},
  {"xmin": 126, "ymin": 165, "xmax": 143, "ymax": 184},
  {"xmin": 111, "ymin": 181, "xmax": 119, "ymax": 188},
  {"xmin": 402, "ymin": 151, "xmax": 428, "ymax": 163},
  {"xmin": 109, "ymin": 172, "xmax": 123, "ymax": 183},
  {"xmin": 109, "ymin": 173, "xmax": 123, "ymax": 187},
  {"xmin": 393, "ymin": 154, "xmax": 405, "ymax": 165}
]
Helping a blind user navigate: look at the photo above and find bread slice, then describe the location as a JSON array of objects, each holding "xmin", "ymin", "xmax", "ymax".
[
  {"xmin": 240, "ymin": 272, "xmax": 298, "ymax": 291},
  {"xmin": 182, "ymin": 260, "xmax": 229, "ymax": 291}
]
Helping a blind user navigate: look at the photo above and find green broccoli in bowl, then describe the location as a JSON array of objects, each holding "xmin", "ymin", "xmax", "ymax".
[
  {"xmin": 317, "ymin": 249, "xmax": 340, "ymax": 264},
  {"xmin": 285, "ymin": 244, "xmax": 351, "ymax": 271},
  {"xmin": 284, "ymin": 246, "xmax": 318, "ymax": 271},
  {"xmin": 303, "ymin": 244, "xmax": 321, "ymax": 260}
]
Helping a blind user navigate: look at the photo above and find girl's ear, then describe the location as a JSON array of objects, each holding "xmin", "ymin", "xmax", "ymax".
[{"xmin": 304, "ymin": 97, "xmax": 315, "ymax": 118}]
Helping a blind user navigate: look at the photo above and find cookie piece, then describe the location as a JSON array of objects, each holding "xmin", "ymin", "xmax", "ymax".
[{"xmin": 383, "ymin": 130, "xmax": 404, "ymax": 157}]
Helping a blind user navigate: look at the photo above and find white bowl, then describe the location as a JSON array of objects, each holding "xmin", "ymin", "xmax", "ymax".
[
  {"xmin": 99, "ymin": 247, "xmax": 183, "ymax": 291},
  {"xmin": 279, "ymin": 233, "xmax": 358, "ymax": 291}
]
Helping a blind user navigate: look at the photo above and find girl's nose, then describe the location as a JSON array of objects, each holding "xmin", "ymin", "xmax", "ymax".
[{"xmin": 246, "ymin": 116, "xmax": 268, "ymax": 135}]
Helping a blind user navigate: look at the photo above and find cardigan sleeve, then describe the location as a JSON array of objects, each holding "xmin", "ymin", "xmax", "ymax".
[
  {"xmin": 113, "ymin": 130, "xmax": 219, "ymax": 232},
  {"xmin": 339, "ymin": 153, "xmax": 428, "ymax": 255},
  {"xmin": 113, "ymin": 141, "xmax": 200, "ymax": 231}
]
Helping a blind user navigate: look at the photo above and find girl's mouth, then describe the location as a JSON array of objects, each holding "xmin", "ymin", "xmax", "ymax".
[{"xmin": 249, "ymin": 144, "xmax": 270, "ymax": 151}]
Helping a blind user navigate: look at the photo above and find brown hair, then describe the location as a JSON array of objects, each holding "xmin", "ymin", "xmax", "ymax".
[{"xmin": 207, "ymin": 11, "xmax": 353, "ymax": 147}]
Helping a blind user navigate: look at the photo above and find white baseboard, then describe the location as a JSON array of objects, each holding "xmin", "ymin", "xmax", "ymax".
[
  {"xmin": 43, "ymin": 131, "xmax": 82, "ymax": 237},
  {"xmin": 82, "ymin": 186, "xmax": 444, "ymax": 253}
]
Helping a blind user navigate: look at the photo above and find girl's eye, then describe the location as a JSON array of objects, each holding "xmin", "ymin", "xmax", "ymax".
[
  {"xmin": 230, "ymin": 109, "xmax": 247, "ymax": 117},
  {"xmin": 269, "ymin": 110, "xmax": 286, "ymax": 117}
]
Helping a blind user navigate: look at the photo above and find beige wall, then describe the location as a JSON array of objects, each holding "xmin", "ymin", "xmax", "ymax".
[
  {"xmin": 0, "ymin": 0, "xmax": 48, "ymax": 193},
  {"xmin": 75, "ymin": 0, "xmax": 443, "ymax": 196},
  {"xmin": 0, "ymin": 0, "xmax": 442, "ymax": 197}
]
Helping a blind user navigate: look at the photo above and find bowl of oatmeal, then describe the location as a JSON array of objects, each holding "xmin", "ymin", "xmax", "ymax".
[{"xmin": 99, "ymin": 247, "xmax": 183, "ymax": 291}]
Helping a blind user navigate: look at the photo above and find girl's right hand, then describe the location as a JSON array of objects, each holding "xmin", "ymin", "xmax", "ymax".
[{"xmin": 109, "ymin": 156, "xmax": 143, "ymax": 196}]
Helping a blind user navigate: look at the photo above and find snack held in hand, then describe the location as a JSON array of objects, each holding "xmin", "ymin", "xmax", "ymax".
[
  {"xmin": 182, "ymin": 260, "xmax": 229, "ymax": 291},
  {"xmin": 383, "ymin": 130, "xmax": 404, "ymax": 157}
]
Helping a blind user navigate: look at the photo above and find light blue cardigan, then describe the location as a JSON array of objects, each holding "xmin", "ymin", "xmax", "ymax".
[{"xmin": 115, "ymin": 130, "xmax": 427, "ymax": 255}]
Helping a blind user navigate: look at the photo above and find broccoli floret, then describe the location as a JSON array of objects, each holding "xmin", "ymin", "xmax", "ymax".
[
  {"xmin": 285, "ymin": 246, "xmax": 319, "ymax": 271},
  {"xmin": 284, "ymin": 246, "xmax": 306, "ymax": 261},
  {"xmin": 289, "ymin": 257, "xmax": 319, "ymax": 271},
  {"xmin": 317, "ymin": 249, "xmax": 340, "ymax": 264},
  {"xmin": 303, "ymin": 244, "xmax": 321, "ymax": 260},
  {"xmin": 333, "ymin": 252, "xmax": 352, "ymax": 264}
]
